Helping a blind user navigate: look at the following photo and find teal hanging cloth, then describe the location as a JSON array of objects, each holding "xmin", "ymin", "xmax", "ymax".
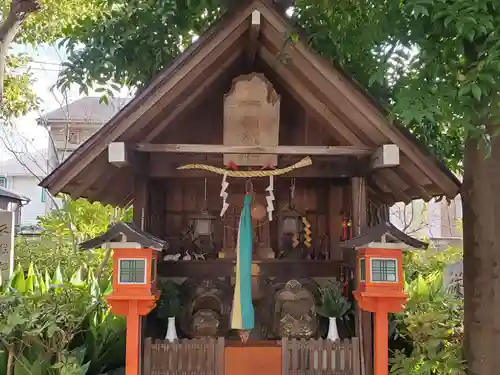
[{"xmin": 230, "ymin": 194, "xmax": 255, "ymax": 331}]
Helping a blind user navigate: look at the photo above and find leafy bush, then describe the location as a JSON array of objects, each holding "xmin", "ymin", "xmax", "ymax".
[
  {"xmin": 16, "ymin": 196, "xmax": 132, "ymax": 278},
  {"xmin": 316, "ymin": 280, "xmax": 352, "ymax": 319},
  {"xmin": 390, "ymin": 247, "xmax": 465, "ymax": 375},
  {"xmin": 0, "ymin": 263, "xmax": 125, "ymax": 375},
  {"xmin": 153, "ymin": 280, "xmax": 183, "ymax": 319}
]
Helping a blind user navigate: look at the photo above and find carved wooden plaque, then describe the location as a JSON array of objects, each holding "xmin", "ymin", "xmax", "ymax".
[{"xmin": 223, "ymin": 73, "xmax": 280, "ymax": 166}]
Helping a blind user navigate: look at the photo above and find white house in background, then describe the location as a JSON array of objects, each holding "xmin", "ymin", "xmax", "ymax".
[
  {"xmin": 38, "ymin": 97, "xmax": 130, "ymax": 170},
  {"xmin": 0, "ymin": 97, "xmax": 128, "ymax": 229},
  {"xmin": 37, "ymin": 96, "xmax": 129, "ymax": 210},
  {"xmin": 390, "ymin": 194, "xmax": 463, "ymax": 249},
  {"xmin": 0, "ymin": 152, "xmax": 49, "ymax": 228},
  {"xmin": 0, "ymin": 186, "xmax": 30, "ymax": 228}
]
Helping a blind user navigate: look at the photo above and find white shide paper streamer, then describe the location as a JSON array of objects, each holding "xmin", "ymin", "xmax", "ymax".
[
  {"xmin": 265, "ymin": 175, "xmax": 275, "ymax": 221},
  {"xmin": 220, "ymin": 172, "xmax": 229, "ymax": 217}
]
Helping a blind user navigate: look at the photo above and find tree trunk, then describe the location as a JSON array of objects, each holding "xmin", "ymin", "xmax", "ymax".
[
  {"xmin": 6, "ymin": 345, "xmax": 14, "ymax": 375},
  {"xmin": 0, "ymin": 0, "xmax": 40, "ymax": 104},
  {"xmin": 463, "ymin": 132, "xmax": 500, "ymax": 375}
]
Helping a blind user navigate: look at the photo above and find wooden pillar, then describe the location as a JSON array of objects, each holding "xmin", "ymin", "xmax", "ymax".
[
  {"xmin": 125, "ymin": 301, "xmax": 141, "ymax": 375},
  {"xmin": 351, "ymin": 177, "xmax": 373, "ymax": 375},
  {"xmin": 374, "ymin": 311, "xmax": 389, "ymax": 375},
  {"xmin": 149, "ymin": 180, "xmax": 166, "ymax": 238},
  {"xmin": 133, "ymin": 153, "xmax": 151, "ymax": 230},
  {"xmin": 132, "ymin": 152, "xmax": 150, "ymax": 375},
  {"xmin": 328, "ymin": 183, "xmax": 343, "ymax": 260}
]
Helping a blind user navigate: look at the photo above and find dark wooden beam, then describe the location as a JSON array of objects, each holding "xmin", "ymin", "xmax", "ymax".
[
  {"xmin": 351, "ymin": 176, "xmax": 373, "ymax": 375},
  {"xmin": 246, "ymin": 10, "xmax": 261, "ymax": 66},
  {"xmin": 69, "ymin": 154, "xmax": 109, "ymax": 199},
  {"xmin": 149, "ymin": 154, "xmax": 371, "ymax": 178},
  {"xmin": 158, "ymin": 260, "xmax": 342, "ymax": 278},
  {"xmin": 135, "ymin": 143, "xmax": 372, "ymax": 156},
  {"xmin": 142, "ymin": 44, "xmax": 245, "ymax": 143},
  {"xmin": 133, "ymin": 152, "xmax": 151, "ymax": 229},
  {"xmin": 328, "ymin": 184, "xmax": 343, "ymax": 260}
]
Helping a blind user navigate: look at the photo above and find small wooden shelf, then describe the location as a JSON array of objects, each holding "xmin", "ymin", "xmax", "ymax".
[{"xmin": 158, "ymin": 259, "xmax": 346, "ymax": 278}]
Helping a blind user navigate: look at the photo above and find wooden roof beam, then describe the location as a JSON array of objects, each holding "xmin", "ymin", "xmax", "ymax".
[
  {"xmin": 40, "ymin": 4, "xmax": 253, "ymax": 195},
  {"xmin": 142, "ymin": 44, "xmax": 245, "ymax": 142},
  {"xmin": 76, "ymin": 41, "xmax": 246, "ymax": 199},
  {"xmin": 258, "ymin": 46, "xmax": 366, "ymax": 147},
  {"xmin": 256, "ymin": 1, "xmax": 459, "ymax": 197},
  {"xmin": 373, "ymin": 173, "xmax": 412, "ymax": 204},
  {"xmin": 246, "ymin": 10, "xmax": 261, "ymax": 66},
  {"xmin": 133, "ymin": 143, "xmax": 373, "ymax": 156},
  {"xmin": 148, "ymin": 154, "xmax": 371, "ymax": 178}
]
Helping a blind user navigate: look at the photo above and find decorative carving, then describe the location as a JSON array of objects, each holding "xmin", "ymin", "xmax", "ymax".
[
  {"xmin": 180, "ymin": 279, "xmax": 232, "ymax": 338},
  {"xmin": 264, "ymin": 279, "xmax": 319, "ymax": 339},
  {"xmin": 223, "ymin": 73, "xmax": 280, "ymax": 167}
]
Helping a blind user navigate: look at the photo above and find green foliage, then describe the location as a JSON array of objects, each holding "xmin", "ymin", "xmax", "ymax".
[
  {"xmin": 5, "ymin": 197, "xmax": 131, "ymax": 375},
  {"xmin": 57, "ymin": 0, "xmax": 225, "ymax": 97},
  {"xmin": 1, "ymin": 55, "xmax": 39, "ymax": 120},
  {"xmin": 316, "ymin": 280, "xmax": 351, "ymax": 319},
  {"xmin": 0, "ymin": 262, "xmax": 125, "ymax": 375},
  {"xmin": 0, "ymin": 0, "xmax": 107, "ymax": 120},
  {"xmin": 16, "ymin": 196, "xmax": 132, "ymax": 276},
  {"xmin": 390, "ymin": 247, "xmax": 464, "ymax": 375},
  {"xmin": 0, "ymin": 0, "xmax": 107, "ymax": 45},
  {"xmin": 153, "ymin": 280, "xmax": 183, "ymax": 318},
  {"xmin": 404, "ymin": 246, "xmax": 463, "ymax": 282}
]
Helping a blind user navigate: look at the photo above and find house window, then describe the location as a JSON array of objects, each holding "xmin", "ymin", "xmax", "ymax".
[
  {"xmin": 67, "ymin": 131, "xmax": 80, "ymax": 144},
  {"xmin": 0, "ymin": 176, "xmax": 7, "ymax": 188},
  {"xmin": 41, "ymin": 188, "xmax": 47, "ymax": 203},
  {"xmin": 359, "ymin": 258, "xmax": 366, "ymax": 282},
  {"xmin": 371, "ymin": 258, "xmax": 398, "ymax": 282},
  {"xmin": 118, "ymin": 259, "xmax": 147, "ymax": 284}
]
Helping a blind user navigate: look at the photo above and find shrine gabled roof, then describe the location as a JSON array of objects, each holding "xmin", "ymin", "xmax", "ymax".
[
  {"xmin": 79, "ymin": 222, "xmax": 167, "ymax": 251},
  {"xmin": 340, "ymin": 221, "xmax": 428, "ymax": 250},
  {"xmin": 39, "ymin": 0, "xmax": 461, "ymax": 206}
]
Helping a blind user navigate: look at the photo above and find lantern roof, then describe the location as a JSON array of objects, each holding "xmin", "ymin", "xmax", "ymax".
[
  {"xmin": 79, "ymin": 222, "xmax": 167, "ymax": 251},
  {"xmin": 340, "ymin": 221, "xmax": 428, "ymax": 250}
]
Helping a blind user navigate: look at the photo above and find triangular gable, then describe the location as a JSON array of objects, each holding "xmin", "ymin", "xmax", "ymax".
[
  {"xmin": 40, "ymin": 0, "xmax": 460, "ymax": 206},
  {"xmin": 40, "ymin": 1, "xmax": 257, "ymax": 198}
]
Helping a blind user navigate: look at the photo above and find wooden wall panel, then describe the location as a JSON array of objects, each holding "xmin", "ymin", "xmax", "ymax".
[{"xmin": 161, "ymin": 177, "xmax": 347, "ymax": 261}]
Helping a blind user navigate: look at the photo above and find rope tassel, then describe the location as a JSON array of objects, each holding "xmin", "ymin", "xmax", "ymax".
[{"xmin": 178, "ymin": 157, "xmax": 312, "ymax": 177}]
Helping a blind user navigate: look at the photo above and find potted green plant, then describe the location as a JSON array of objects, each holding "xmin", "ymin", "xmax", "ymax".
[
  {"xmin": 316, "ymin": 280, "xmax": 351, "ymax": 341},
  {"xmin": 155, "ymin": 280, "xmax": 182, "ymax": 342}
]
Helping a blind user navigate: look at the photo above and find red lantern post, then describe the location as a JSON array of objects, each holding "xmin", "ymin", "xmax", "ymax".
[
  {"xmin": 79, "ymin": 223, "xmax": 166, "ymax": 375},
  {"xmin": 340, "ymin": 221, "xmax": 428, "ymax": 375}
]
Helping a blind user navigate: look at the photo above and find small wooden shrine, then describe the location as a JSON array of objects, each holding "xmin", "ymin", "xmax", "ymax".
[{"xmin": 40, "ymin": 1, "xmax": 460, "ymax": 375}]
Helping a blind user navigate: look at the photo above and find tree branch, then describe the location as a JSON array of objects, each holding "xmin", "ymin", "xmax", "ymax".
[{"xmin": 0, "ymin": 0, "xmax": 40, "ymax": 104}]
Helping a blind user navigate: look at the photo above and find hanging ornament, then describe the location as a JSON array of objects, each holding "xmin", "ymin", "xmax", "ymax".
[
  {"xmin": 302, "ymin": 216, "xmax": 312, "ymax": 248},
  {"xmin": 292, "ymin": 232, "xmax": 300, "ymax": 248},
  {"xmin": 220, "ymin": 172, "xmax": 229, "ymax": 217},
  {"xmin": 265, "ymin": 175, "xmax": 275, "ymax": 221},
  {"xmin": 251, "ymin": 203, "xmax": 266, "ymax": 221},
  {"xmin": 342, "ymin": 215, "xmax": 348, "ymax": 241}
]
